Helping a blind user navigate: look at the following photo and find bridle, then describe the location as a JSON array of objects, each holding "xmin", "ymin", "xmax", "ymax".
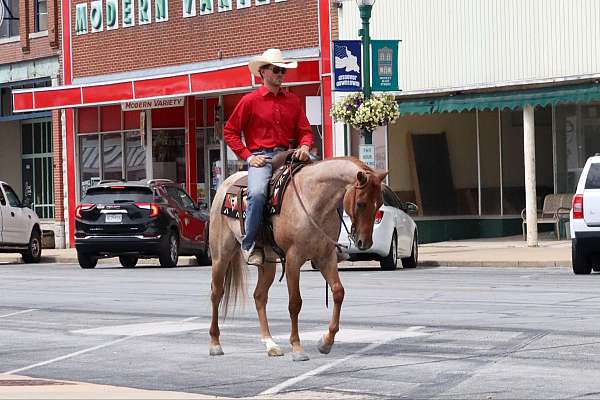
[{"xmin": 289, "ymin": 163, "xmax": 372, "ymax": 251}]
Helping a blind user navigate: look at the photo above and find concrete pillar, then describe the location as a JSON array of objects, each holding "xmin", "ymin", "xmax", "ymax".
[{"xmin": 523, "ymin": 105, "xmax": 538, "ymax": 246}]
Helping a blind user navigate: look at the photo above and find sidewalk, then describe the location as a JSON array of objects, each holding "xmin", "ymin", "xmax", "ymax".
[
  {"xmin": 0, "ymin": 233, "xmax": 571, "ymax": 268},
  {"xmin": 0, "ymin": 374, "xmax": 219, "ymax": 400}
]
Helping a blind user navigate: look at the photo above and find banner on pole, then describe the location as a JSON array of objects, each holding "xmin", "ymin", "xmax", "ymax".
[
  {"xmin": 372, "ymin": 40, "xmax": 399, "ymax": 91},
  {"xmin": 333, "ymin": 40, "xmax": 362, "ymax": 92}
]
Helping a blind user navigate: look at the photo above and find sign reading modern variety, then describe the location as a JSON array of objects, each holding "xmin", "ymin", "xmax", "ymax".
[
  {"xmin": 333, "ymin": 40, "xmax": 362, "ymax": 92},
  {"xmin": 358, "ymin": 144, "xmax": 376, "ymax": 169},
  {"xmin": 121, "ymin": 97, "xmax": 184, "ymax": 110},
  {"xmin": 75, "ymin": 0, "xmax": 287, "ymax": 34},
  {"xmin": 371, "ymin": 40, "xmax": 399, "ymax": 91}
]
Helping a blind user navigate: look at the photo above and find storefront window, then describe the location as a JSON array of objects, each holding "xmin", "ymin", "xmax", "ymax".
[
  {"xmin": 125, "ymin": 131, "xmax": 146, "ymax": 181},
  {"xmin": 79, "ymin": 135, "xmax": 100, "ymax": 195},
  {"xmin": 102, "ymin": 133, "xmax": 123, "ymax": 181},
  {"xmin": 555, "ymin": 103, "xmax": 600, "ymax": 193},
  {"xmin": 478, "ymin": 111, "xmax": 501, "ymax": 215},
  {"xmin": 152, "ymin": 129, "xmax": 185, "ymax": 185},
  {"xmin": 196, "ymin": 129, "xmax": 206, "ymax": 202}
]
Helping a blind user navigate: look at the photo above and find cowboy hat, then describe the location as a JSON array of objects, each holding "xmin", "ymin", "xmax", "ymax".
[{"xmin": 248, "ymin": 49, "xmax": 298, "ymax": 78}]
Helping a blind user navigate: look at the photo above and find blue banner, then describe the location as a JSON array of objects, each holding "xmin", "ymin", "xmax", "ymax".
[{"xmin": 333, "ymin": 40, "xmax": 362, "ymax": 92}]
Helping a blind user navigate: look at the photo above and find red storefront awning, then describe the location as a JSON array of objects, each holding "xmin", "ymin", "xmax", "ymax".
[{"xmin": 12, "ymin": 60, "xmax": 321, "ymax": 113}]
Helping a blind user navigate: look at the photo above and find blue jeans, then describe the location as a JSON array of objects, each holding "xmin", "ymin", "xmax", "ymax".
[{"xmin": 241, "ymin": 148, "xmax": 284, "ymax": 251}]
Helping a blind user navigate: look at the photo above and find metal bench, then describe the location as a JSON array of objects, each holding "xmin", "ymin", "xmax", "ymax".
[{"xmin": 521, "ymin": 193, "xmax": 573, "ymax": 240}]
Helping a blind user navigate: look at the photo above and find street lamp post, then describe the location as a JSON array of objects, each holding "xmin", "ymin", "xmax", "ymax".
[{"xmin": 357, "ymin": 0, "xmax": 376, "ymax": 145}]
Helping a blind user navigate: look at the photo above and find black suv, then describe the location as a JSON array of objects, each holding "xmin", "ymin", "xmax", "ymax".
[{"xmin": 75, "ymin": 179, "xmax": 210, "ymax": 269}]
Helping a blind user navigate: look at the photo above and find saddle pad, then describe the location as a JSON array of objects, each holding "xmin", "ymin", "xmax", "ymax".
[{"xmin": 221, "ymin": 163, "xmax": 307, "ymax": 219}]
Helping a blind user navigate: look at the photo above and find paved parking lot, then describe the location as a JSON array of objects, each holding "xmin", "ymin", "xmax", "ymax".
[{"xmin": 2, "ymin": 262, "xmax": 600, "ymax": 399}]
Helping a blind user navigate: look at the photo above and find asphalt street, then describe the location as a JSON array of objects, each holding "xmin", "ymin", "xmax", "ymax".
[{"xmin": 2, "ymin": 262, "xmax": 600, "ymax": 399}]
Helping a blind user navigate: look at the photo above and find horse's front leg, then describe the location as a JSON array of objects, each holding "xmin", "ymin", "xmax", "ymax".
[
  {"xmin": 254, "ymin": 258, "xmax": 283, "ymax": 357},
  {"xmin": 285, "ymin": 253, "xmax": 309, "ymax": 361},
  {"xmin": 316, "ymin": 251, "xmax": 345, "ymax": 354}
]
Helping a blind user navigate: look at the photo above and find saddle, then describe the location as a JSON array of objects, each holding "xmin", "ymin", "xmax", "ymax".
[{"xmin": 220, "ymin": 150, "xmax": 311, "ymax": 235}]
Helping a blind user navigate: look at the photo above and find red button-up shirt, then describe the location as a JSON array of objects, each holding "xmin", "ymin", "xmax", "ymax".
[{"xmin": 223, "ymin": 86, "xmax": 314, "ymax": 161}]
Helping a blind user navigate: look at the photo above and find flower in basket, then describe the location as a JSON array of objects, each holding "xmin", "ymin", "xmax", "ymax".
[{"xmin": 331, "ymin": 93, "xmax": 400, "ymax": 132}]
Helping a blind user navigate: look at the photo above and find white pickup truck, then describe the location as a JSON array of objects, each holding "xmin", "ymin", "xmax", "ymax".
[
  {"xmin": 570, "ymin": 156, "xmax": 600, "ymax": 274},
  {"xmin": 0, "ymin": 181, "xmax": 42, "ymax": 263}
]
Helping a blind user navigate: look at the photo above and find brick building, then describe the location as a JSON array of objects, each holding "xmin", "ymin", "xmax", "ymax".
[
  {"xmin": 12, "ymin": 0, "xmax": 336, "ymax": 246},
  {"xmin": 1, "ymin": 0, "xmax": 65, "ymax": 247}
]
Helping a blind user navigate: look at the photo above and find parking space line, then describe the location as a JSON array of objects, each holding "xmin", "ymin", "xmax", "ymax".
[
  {"xmin": 2, "ymin": 316, "xmax": 200, "ymax": 375},
  {"xmin": 0, "ymin": 309, "xmax": 38, "ymax": 318},
  {"xmin": 260, "ymin": 326, "xmax": 426, "ymax": 396},
  {"xmin": 3, "ymin": 336, "xmax": 135, "ymax": 375}
]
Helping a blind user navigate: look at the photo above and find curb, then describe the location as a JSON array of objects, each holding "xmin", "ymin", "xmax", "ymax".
[{"xmin": 418, "ymin": 260, "xmax": 572, "ymax": 268}]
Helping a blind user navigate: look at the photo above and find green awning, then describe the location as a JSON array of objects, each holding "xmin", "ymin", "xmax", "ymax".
[{"xmin": 398, "ymin": 83, "xmax": 600, "ymax": 115}]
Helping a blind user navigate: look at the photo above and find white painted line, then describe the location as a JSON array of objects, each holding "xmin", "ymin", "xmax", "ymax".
[
  {"xmin": 3, "ymin": 316, "xmax": 200, "ymax": 375},
  {"xmin": 0, "ymin": 309, "xmax": 38, "ymax": 318},
  {"xmin": 261, "ymin": 326, "xmax": 428, "ymax": 396},
  {"xmin": 3, "ymin": 336, "xmax": 134, "ymax": 375},
  {"xmin": 273, "ymin": 327, "xmax": 429, "ymax": 344},
  {"xmin": 72, "ymin": 321, "xmax": 210, "ymax": 336}
]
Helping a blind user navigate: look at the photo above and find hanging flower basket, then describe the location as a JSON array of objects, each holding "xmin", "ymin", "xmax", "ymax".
[{"xmin": 331, "ymin": 92, "xmax": 400, "ymax": 132}]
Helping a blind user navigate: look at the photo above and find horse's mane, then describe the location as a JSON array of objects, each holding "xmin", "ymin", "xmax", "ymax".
[{"xmin": 316, "ymin": 156, "xmax": 374, "ymax": 172}]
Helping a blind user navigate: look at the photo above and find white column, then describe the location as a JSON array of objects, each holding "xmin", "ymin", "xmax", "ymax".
[{"xmin": 523, "ymin": 105, "xmax": 538, "ymax": 246}]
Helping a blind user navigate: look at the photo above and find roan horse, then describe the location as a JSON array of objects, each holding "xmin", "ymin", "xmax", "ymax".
[{"xmin": 208, "ymin": 157, "xmax": 388, "ymax": 361}]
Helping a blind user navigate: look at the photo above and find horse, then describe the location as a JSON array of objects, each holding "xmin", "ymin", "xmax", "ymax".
[{"xmin": 208, "ymin": 156, "xmax": 388, "ymax": 361}]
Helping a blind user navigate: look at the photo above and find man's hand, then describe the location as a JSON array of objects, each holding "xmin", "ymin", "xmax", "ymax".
[
  {"xmin": 248, "ymin": 155, "xmax": 270, "ymax": 168},
  {"xmin": 293, "ymin": 145, "xmax": 311, "ymax": 161}
]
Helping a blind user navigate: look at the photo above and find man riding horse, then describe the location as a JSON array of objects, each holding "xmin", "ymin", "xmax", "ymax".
[{"xmin": 223, "ymin": 48, "xmax": 313, "ymax": 267}]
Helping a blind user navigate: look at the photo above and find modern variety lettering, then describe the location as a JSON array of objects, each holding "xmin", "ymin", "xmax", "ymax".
[{"xmin": 75, "ymin": 0, "xmax": 287, "ymax": 34}]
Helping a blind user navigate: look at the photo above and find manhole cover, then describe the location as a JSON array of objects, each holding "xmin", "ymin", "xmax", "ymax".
[{"xmin": 0, "ymin": 379, "xmax": 72, "ymax": 386}]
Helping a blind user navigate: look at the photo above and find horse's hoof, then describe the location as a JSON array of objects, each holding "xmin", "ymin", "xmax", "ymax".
[
  {"xmin": 318, "ymin": 336, "xmax": 333, "ymax": 354},
  {"xmin": 267, "ymin": 345, "xmax": 284, "ymax": 357},
  {"xmin": 291, "ymin": 351, "xmax": 310, "ymax": 362},
  {"xmin": 209, "ymin": 345, "xmax": 224, "ymax": 356}
]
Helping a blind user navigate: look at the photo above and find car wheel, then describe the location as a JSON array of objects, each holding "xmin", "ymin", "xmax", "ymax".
[
  {"xmin": 22, "ymin": 230, "xmax": 42, "ymax": 263},
  {"xmin": 401, "ymin": 231, "xmax": 418, "ymax": 269},
  {"xmin": 159, "ymin": 230, "xmax": 179, "ymax": 267},
  {"xmin": 380, "ymin": 232, "xmax": 398, "ymax": 270},
  {"xmin": 78, "ymin": 253, "xmax": 98, "ymax": 269},
  {"xmin": 572, "ymin": 239, "xmax": 591, "ymax": 275},
  {"xmin": 119, "ymin": 256, "xmax": 138, "ymax": 268}
]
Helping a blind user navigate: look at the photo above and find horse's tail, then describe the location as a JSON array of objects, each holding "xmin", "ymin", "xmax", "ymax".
[{"xmin": 220, "ymin": 249, "xmax": 247, "ymax": 319}]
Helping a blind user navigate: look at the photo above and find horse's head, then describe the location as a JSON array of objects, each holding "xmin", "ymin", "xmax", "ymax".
[{"xmin": 343, "ymin": 168, "xmax": 388, "ymax": 250}]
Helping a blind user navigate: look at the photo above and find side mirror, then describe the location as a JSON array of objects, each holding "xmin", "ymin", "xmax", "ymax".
[
  {"xmin": 403, "ymin": 202, "xmax": 419, "ymax": 215},
  {"xmin": 22, "ymin": 196, "xmax": 32, "ymax": 209}
]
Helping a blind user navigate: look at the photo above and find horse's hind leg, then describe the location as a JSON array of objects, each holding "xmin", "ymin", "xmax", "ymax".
[
  {"xmin": 285, "ymin": 252, "xmax": 309, "ymax": 361},
  {"xmin": 316, "ymin": 252, "xmax": 345, "ymax": 355},
  {"xmin": 254, "ymin": 258, "xmax": 283, "ymax": 357},
  {"xmin": 209, "ymin": 258, "xmax": 227, "ymax": 356}
]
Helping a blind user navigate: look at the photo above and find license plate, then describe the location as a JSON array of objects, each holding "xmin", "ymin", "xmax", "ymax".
[{"xmin": 105, "ymin": 214, "xmax": 123, "ymax": 223}]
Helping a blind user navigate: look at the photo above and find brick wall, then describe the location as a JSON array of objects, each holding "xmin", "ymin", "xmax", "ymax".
[{"xmin": 71, "ymin": 0, "xmax": 319, "ymax": 77}]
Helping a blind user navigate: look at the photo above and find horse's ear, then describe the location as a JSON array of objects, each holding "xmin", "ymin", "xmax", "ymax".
[
  {"xmin": 375, "ymin": 169, "xmax": 389, "ymax": 182},
  {"xmin": 357, "ymin": 170, "xmax": 368, "ymax": 185}
]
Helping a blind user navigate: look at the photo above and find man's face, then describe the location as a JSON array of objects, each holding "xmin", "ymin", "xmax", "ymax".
[{"xmin": 261, "ymin": 64, "xmax": 287, "ymax": 87}]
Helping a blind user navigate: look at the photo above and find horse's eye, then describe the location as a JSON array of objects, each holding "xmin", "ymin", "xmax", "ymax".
[{"xmin": 356, "ymin": 202, "xmax": 366, "ymax": 210}]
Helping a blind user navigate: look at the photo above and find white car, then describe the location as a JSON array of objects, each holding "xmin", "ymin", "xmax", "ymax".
[
  {"xmin": 338, "ymin": 184, "xmax": 419, "ymax": 270},
  {"xmin": 0, "ymin": 181, "xmax": 42, "ymax": 263},
  {"xmin": 570, "ymin": 155, "xmax": 600, "ymax": 274}
]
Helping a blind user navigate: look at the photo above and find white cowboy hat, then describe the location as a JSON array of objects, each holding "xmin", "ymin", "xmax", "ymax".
[{"xmin": 248, "ymin": 49, "xmax": 298, "ymax": 78}]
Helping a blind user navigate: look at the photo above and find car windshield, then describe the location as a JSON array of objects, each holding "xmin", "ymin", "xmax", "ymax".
[{"xmin": 83, "ymin": 186, "xmax": 154, "ymax": 203}]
